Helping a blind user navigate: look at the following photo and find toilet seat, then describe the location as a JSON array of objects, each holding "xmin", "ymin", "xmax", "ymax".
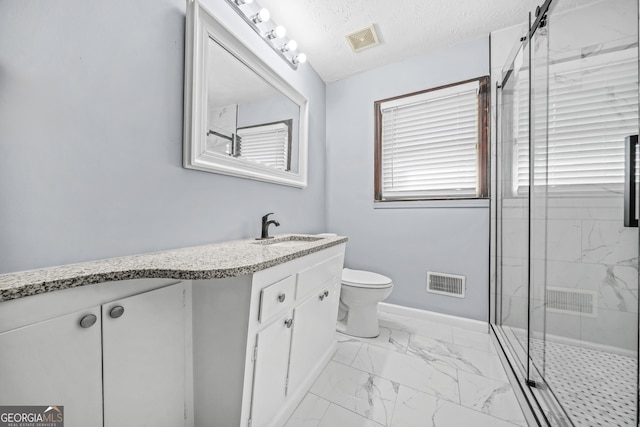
[{"xmin": 342, "ymin": 268, "xmax": 393, "ymax": 288}]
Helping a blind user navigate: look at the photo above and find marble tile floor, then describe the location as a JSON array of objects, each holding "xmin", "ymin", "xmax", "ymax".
[{"xmin": 284, "ymin": 311, "xmax": 527, "ymax": 427}]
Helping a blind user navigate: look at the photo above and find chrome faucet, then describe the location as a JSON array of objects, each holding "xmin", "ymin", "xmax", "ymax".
[{"xmin": 259, "ymin": 212, "xmax": 280, "ymax": 239}]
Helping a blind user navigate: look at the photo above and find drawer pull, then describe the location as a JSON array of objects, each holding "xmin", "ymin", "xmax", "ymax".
[
  {"xmin": 319, "ymin": 290, "xmax": 330, "ymax": 301},
  {"xmin": 79, "ymin": 314, "xmax": 97, "ymax": 328},
  {"xmin": 109, "ymin": 306, "xmax": 125, "ymax": 319},
  {"xmin": 278, "ymin": 293, "xmax": 286, "ymax": 303},
  {"xmin": 284, "ymin": 318, "xmax": 293, "ymax": 328}
]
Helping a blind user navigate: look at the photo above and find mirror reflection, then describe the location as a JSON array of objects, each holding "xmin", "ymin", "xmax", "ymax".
[{"xmin": 206, "ymin": 38, "xmax": 299, "ymax": 173}]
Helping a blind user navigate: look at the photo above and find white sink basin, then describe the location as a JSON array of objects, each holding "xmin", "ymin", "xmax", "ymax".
[{"xmin": 253, "ymin": 235, "xmax": 325, "ymax": 248}]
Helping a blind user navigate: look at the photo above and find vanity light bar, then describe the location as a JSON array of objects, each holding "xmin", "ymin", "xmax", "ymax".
[{"xmin": 225, "ymin": 0, "xmax": 305, "ymax": 70}]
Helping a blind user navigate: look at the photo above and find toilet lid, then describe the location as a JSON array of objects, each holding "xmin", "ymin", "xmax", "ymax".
[{"xmin": 342, "ymin": 268, "xmax": 393, "ymax": 288}]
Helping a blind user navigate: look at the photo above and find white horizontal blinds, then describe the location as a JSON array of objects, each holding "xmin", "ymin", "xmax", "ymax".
[
  {"xmin": 510, "ymin": 72, "xmax": 530, "ymax": 195},
  {"xmin": 380, "ymin": 80, "xmax": 480, "ymax": 199},
  {"xmin": 237, "ymin": 122, "xmax": 290, "ymax": 171},
  {"xmin": 515, "ymin": 48, "xmax": 638, "ymax": 194}
]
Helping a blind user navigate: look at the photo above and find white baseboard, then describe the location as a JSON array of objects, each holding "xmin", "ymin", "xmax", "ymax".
[{"xmin": 378, "ymin": 302, "xmax": 488, "ymax": 333}]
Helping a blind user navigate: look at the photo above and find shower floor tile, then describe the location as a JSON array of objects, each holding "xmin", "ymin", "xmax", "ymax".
[{"xmin": 514, "ymin": 331, "xmax": 636, "ymax": 426}]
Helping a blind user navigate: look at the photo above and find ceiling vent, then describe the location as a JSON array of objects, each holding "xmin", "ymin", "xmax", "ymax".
[{"xmin": 345, "ymin": 24, "xmax": 380, "ymax": 52}]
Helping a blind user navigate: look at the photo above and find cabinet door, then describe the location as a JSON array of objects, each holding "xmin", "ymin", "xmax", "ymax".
[
  {"xmin": 250, "ymin": 311, "xmax": 293, "ymax": 427},
  {"xmin": 102, "ymin": 282, "xmax": 185, "ymax": 427},
  {"xmin": 0, "ymin": 307, "xmax": 103, "ymax": 427},
  {"xmin": 288, "ymin": 281, "xmax": 340, "ymax": 395}
]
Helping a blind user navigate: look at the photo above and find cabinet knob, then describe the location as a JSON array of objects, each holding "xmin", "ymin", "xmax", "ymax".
[
  {"xmin": 319, "ymin": 294, "xmax": 325, "ymax": 301},
  {"xmin": 79, "ymin": 314, "xmax": 97, "ymax": 328},
  {"xmin": 324, "ymin": 290, "xmax": 329, "ymax": 297},
  {"xmin": 284, "ymin": 318, "xmax": 293, "ymax": 328},
  {"xmin": 278, "ymin": 293, "xmax": 286, "ymax": 303},
  {"xmin": 109, "ymin": 305, "xmax": 125, "ymax": 319}
]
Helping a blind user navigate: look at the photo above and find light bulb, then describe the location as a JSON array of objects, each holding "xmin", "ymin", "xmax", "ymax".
[
  {"xmin": 234, "ymin": 0, "xmax": 253, "ymax": 4},
  {"xmin": 281, "ymin": 40, "xmax": 297, "ymax": 52},
  {"xmin": 293, "ymin": 53, "xmax": 307, "ymax": 64},
  {"xmin": 267, "ymin": 25, "xmax": 286, "ymax": 39},
  {"xmin": 275, "ymin": 26, "xmax": 286, "ymax": 38},
  {"xmin": 251, "ymin": 8, "xmax": 270, "ymax": 24},
  {"xmin": 293, "ymin": 53, "xmax": 307, "ymax": 65}
]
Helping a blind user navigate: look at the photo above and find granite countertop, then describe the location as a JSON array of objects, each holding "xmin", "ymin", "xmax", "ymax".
[{"xmin": 0, "ymin": 234, "xmax": 348, "ymax": 303}]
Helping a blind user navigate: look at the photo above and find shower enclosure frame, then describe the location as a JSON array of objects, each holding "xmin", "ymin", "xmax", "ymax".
[{"xmin": 491, "ymin": 0, "xmax": 640, "ymax": 425}]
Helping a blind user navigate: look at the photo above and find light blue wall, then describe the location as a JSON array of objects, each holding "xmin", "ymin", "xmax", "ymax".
[
  {"xmin": 0, "ymin": 0, "xmax": 492, "ymax": 322},
  {"xmin": 0, "ymin": 0, "xmax": 327, "ymax": 273},
  {"xmin": 326, "ymin": 37, "xmax": 491, "ymax": 321}
]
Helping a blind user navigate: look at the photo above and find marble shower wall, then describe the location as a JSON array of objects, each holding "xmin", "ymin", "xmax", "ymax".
[{"xmin": 501, "ymin": 198, "xmax": 638, "ymax": 353}]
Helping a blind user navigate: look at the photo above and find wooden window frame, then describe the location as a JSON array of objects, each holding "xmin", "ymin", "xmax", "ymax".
[{"xmin": 374, "ymin": 76, "xmax": 490, "ymax": 202}]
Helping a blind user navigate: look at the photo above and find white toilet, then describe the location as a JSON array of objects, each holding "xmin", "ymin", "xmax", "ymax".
[{"xmin": 337, "ymin": 268, "xmax": 394, "ymax": 338}]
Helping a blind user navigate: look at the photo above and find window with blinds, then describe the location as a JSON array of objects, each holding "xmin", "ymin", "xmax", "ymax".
[
  {"xmin": 374, "ymin": 77, "xmax": 489, "ymax": 201},
  {"xmin": 513, "ymin": 48, "xmax": 638, "ymax": 195},
  {"xmin": 236, "ymin": 120, "xmax": 292, "ymax": 171}
]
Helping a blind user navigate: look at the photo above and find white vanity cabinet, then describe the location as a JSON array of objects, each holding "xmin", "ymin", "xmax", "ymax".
[
  {"xmin": 249, "ymin": 250, "xmax": 344, "ymax": 427},
  {"xmin": 287, "ymin": 280, "xmax": 340, "ymax": 396},
  {"xmin": 249, "ymin": 276, "xmax": 340, "ymax": 426},
  {"xmin": 0, "ymin": 234, "xmax": 347, "ymax": 427},
  {"xmin": 193, "ymin": 243, "xmax": 345, "ymax": 427},
  {"xmin": 102, "ymin": 282, "xmax": 187, "ymax": 427},
  {"xmin": 0, "ymin": 281, "xmax": 188, "ymax": 427},
  {"xmin": 250, "ymin": 309, "xmax": 294, "ymax": 424},
  {"xmin": 0, "ymin": 307, "xmax": 104, "ymax": 427}
]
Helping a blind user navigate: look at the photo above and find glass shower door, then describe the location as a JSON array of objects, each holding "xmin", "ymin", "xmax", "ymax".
[
  {"xmin": 497, "ymin": 34, "xmax": 531, "ymax": 375},
  {"xmin": 495, "ymin": 0, "xmax": 639, "ymax": 425},
  {"xmin": 527, "ymin": 3, "xmax": 550, "ymax": 413},
  {"xmin": 528, "ymin": 1, "xmax": 639, "ymax": 425}
]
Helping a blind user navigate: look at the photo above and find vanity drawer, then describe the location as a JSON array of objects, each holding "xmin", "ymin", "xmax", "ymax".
[
  {"xmin": 296, "ymin": 254, "xmax": 343, "ymax": 301},
  {"xmin": 259, "ymin": 275, "xmax": 296, "ymax": 323}
]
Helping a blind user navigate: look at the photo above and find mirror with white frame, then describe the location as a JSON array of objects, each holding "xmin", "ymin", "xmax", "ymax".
[{"xmin": 183, "ymin": 1, "xmax": 309, "ymax": 187}]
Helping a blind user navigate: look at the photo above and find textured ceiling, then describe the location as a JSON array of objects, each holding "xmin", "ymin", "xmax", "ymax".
[{"xmin": 258, "ymin": 0, "xmax": 599, "ymax": 82}]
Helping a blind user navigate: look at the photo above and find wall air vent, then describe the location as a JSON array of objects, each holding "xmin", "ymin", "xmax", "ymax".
[
  {"xmin": 345, "ymin": 24, "xmax": 380, "ymax": 52},
  {"xmin": 546, "ymin": 287, "xmax": 597, "ymax": 317},
  {"xmin": 426, "ymin": 272, "xmax": 466, "ymax": 298}
]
